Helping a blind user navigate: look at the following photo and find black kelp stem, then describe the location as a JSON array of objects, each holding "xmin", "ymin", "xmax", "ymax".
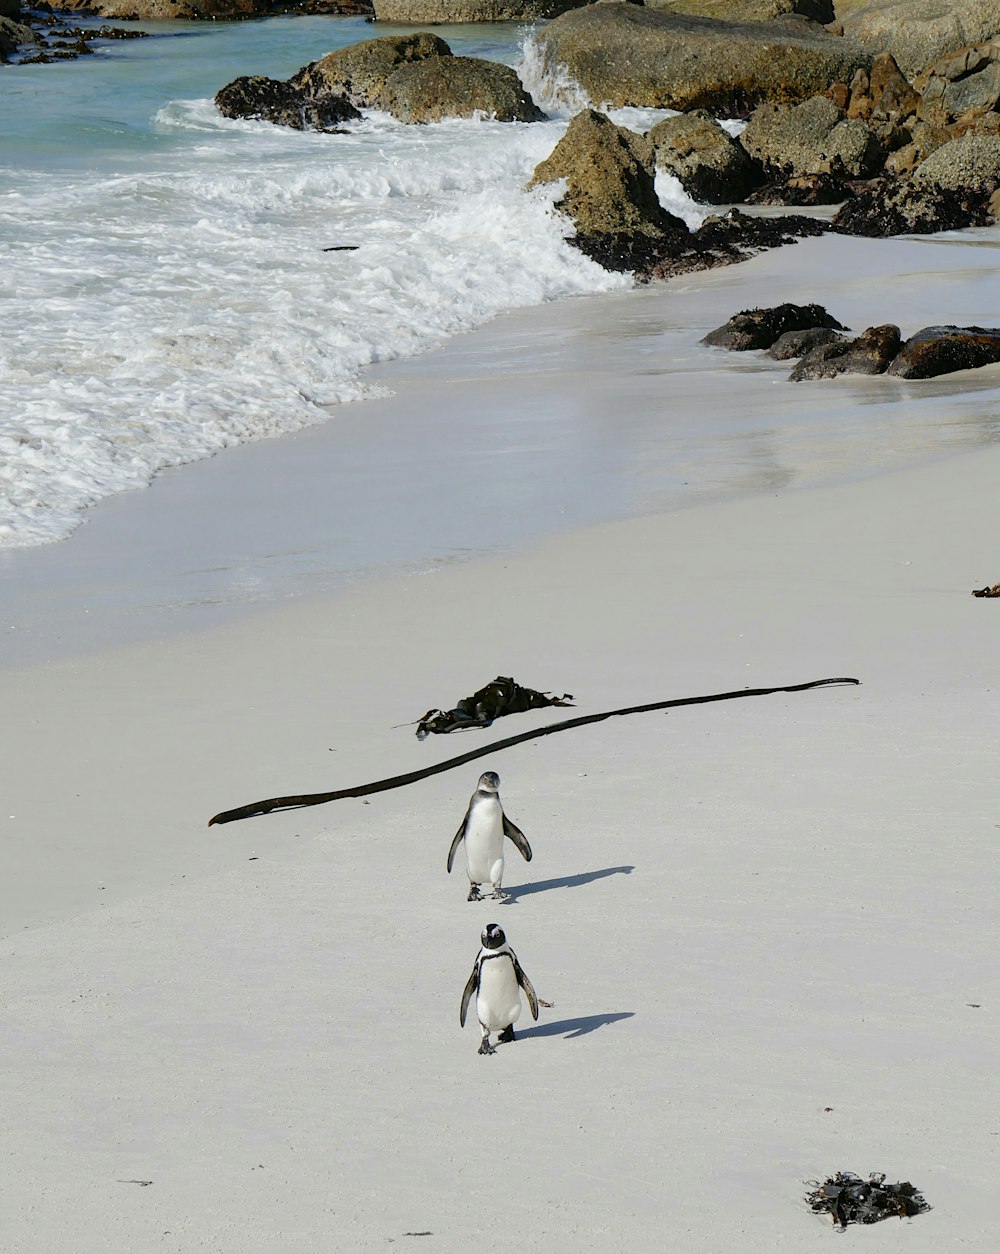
[{"xmin": 207, "ymin": 676, "xmax": 860, "ymax": 826}]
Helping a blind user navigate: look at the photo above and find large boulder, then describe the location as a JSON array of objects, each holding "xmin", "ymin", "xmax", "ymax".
[
  {"xmin": 917, "ymin": 42, "xmax": 1000, "ymax": 129},
  {"xmin": 300, "ymin": 33, "xmax": 451, "ymax": 109},
  {"xmin": 832, "ymin": 175, "xmax": 992, "ymax": 234},
  {"xmin": 911, "ymin": 133, "xmax": 1000, "ymax": 192},
  {"xmin": 888, "ymin": 326, "xmax": 1000, "ymax": 379},
  {"xmin": 702, "ymin": 302, "xmax": 846, "ymax": 349},
  {"xmin": 372, "ymin": 0, "xmax": 574, "ymax": 20},
  {"xmin": 533, "ymin": 3, "xmax": 870, "ymax": 114},
  {"xmin": 648, "ymin": 110, "xmax": 763, "ymax": 202},
  {"xmin": 789, "ymin": 323, "xmax": 901, "ymax": 379},
  {"xmin": 0, "ymin": 0, "xmax": 20, "ymax": 19},
  {"xmin": 529, "ymin": 108, "xmax": 682, "ymax": 236},
  {"xmin": 0, "ymin": 13, "xmax": 35, "ymax": 53},
  {"xmin": 644, "ymin": 0, "xmax": 834, "ymax": 22},
  {"xmin": 377, "ymin": 56, "xmax": 544, "ymax": 123},
  {"xmin": 839, "ymin": 0, "xmax": 1000, "ymax": 79},
  {"xmin": 740, "ymin": 94, "xmax": 883, "ymax": 177}
]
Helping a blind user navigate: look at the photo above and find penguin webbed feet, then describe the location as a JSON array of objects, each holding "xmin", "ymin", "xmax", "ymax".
[
  {"xmin": 478, "ymin": 1036, "xmax": 496, "ymax": 1056},
  {"xmin": 490, "ymin": 886, "xmax": 509, "ymax": 902},
  {"xmin": 498, "ymin": 1024, "xmax": 515, "ymax": 1043},
  {"xmin": 467, "ymin": 884, "xmax": 483, "ymax": 902}
]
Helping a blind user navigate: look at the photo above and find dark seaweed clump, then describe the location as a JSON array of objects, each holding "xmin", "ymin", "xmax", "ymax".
[{"xmin": 805, "ymin": 1171, "xmax": 931, "ymax": 1227}]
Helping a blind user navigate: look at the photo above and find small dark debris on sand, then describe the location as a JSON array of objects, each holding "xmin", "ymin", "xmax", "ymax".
[
  {"xmin": 805, "ymin": 1171, "xmax": 930, "ymax": 1227},
  {"xmin": 972, "ymin": 584, "xmax": 1000, "ymax": 597}
]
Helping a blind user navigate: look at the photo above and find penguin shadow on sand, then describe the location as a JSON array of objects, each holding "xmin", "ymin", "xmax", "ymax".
[
  {"xmin": 517, "ymin": 1011, "xmax": 635, "ymax": 1042},
  {"xmin": 503, "ymin": 864, "xmax": 635, "ymax": 905}
]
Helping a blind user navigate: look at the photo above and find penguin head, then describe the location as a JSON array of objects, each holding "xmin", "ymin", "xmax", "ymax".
[
  {"xmin": 477, "ymin": 771, "xmax": 500, "ymax": 793},
  {"xmin": 481, "ymin": 923, "xmax": 506, "ymax": 950}
]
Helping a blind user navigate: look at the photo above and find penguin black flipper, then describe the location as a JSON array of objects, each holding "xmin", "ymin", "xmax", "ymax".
[
  {"xmin": 459, "ymin": 961, "xmax": 480, "ymax": 1027},
  {"xmin": 513, "ymin": 956, "xmax": 539, "ymax": 1021},
  {"xmin": 502, "ymin": 815, "xmax": 532, "ymax": 863},
  {"xmin": 447, "ymin": 810, "xmax": 471, "ymax": 873}
]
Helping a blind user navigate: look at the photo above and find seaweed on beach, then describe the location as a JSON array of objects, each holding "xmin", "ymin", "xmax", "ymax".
[
  {"xmin": 805, "ymin": 1172, "xmax": 931, "ymax": 1227},
  {"xmin": 415, "ymin": 676, "xmax": 573, "ymax": 739},
  {"xmin": 972, "ymin": 583, "xmax": 1000, "ymax": 597}
]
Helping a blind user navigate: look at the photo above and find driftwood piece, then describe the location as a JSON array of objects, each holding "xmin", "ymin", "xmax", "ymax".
[{"xmin": 207, "ymin": 676, "xmax": 860, "ymax": 826}]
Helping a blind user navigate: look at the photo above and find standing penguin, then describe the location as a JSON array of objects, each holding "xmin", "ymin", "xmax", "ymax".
[
  {"xmin": 460, "ymin": 923, "xmax": 539, "ymax": 1055},
  {"xmin": 447, "ymin": 771, "xmax": 532, "ymax": 902}
]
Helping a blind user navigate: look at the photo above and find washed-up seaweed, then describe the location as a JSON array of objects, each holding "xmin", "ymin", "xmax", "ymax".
[
  {"xmin": 206, "ymin": 676, "xmax": 859, "ymax": 825},
  {"xmin": 805, "ymin": 1172, "xmax": 931, "ymax": 1227},
  {"xmin": 972, "ymin": 583, "xmax": 1000, "ymax": 597},
  {"xmin": 415, "ymin": 676, "xmax": 574, "ymax": 739}
]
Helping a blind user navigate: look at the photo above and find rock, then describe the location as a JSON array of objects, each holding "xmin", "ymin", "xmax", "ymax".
[
  {"xmin": 768, "ymin": 325, "xmax": 847, "ymax": 358},
  {"xmin": 1, "ymin": 14, "xmax": 35, "ymax": 55},
  {"xmin": 918, "ymin": 42, "xmax": 1000, "ymax": 128},
  {"xmin": 54, "ymin": 0, "xmax": 273, "ymax": 16},
  {"xmin": 702, "ymin": 302, "xmax": 846, "ymax": 349},
  {"xmin": 789, "ymin": 323, "xmax": 901, "ymax": 378},
  {"xmin": 911, "ymin": 132, "xmax": 1000, "ymax": 191},
  {"xmin": 372, "ymin": 0, "xmax": 574, "ymax": 19},
  {"xmin": 643, "ymin": 0, "xmax": 834, "ymax": 22},
  {"xmin": 0, "ymin": 0, "xmax": 20, "ymax": 19},
  {"xmin": 832, "ymin": 175, "xmax": 991, "ymax": 234},
  {"xmin": 740, "ymin": 94, "xmax": 883, "ymax": 177},
  {"xmin": 648, "ymin": 110, "xmax": 763, "ymax": 202},
  {"xmin": 529, "ymin": 108, "xmax": 685, "ymax": 239},
  {"xmin": 887, "ymin": 325, "xmax": 1000, "ymax": 378},
  {"xmin": 626, "ymin": 208, "xmax": 827, "ymax": 280},
  {"xmin": 301, "ymin": 33, "xmax": 452, "ymax": 110},
  {"xmin": 214, "ymin": 75, "xmax": 361, "ymax": 131},
  {"xmin": 376, "ymin": 55, "xmax": 544, "ymax": 123},
  {"xmin": 839, "ymin": 0, "xmax": 1000, "ymax": 79},
  {"xmin": 533, "ymin": 4, "xmax": 869, "ymax": 115}
]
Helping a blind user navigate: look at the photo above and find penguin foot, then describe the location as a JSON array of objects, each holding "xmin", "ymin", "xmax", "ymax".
[
  {"xmin": 490, "ymin": 887, "xmax": 509, "ymax": 902},
  {"xmin": 498, "ymin": 1025, "xmax": 515, "ymax": 1044},
  {"xmin": 478, "ymin": 1038, "xmax": 496, "ymax": 1056},
  {"xmin": 467, "ymin": 885, "xmax": 483, "ymax": 902}
]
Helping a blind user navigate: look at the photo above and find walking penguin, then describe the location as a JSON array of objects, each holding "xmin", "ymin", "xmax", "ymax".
[
  {"xmin": 460, "ymin": 923, "xmax": 539, "ymax": 1055},
  {"xmin": 447, "ymin": 770, "xmax": 531, "ymax": 902}
]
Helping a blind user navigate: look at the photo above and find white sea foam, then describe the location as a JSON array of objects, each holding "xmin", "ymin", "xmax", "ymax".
[{"xmin": 0, "ymin": 28, "xmax": 705, "ymax": 549}]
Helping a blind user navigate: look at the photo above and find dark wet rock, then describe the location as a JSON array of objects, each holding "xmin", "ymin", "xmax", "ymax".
[
  {"xmin": 644, "ymin": 0, "xmax": 834, "ymax": 21},
  {"xmin": 534, "ymin": 4, "xmax": 869, "ymax": 115},
  {"xmin": 806, "ymin": 1172, "xmax": 930, "ymax": 1228},
  {"xmin": 789, "ymin": 323, "xmax": 901, "ymax": 379},
  {"xmin": 767, "ymin": 325, "xmax": 846, "ymax": 359},
  {"xmin": 839, "ymin": 0, "xmax": 1000, "ymax": 79},
  {"xmin": 0, "ymin": 14, "xmax": 35, "ymax": 56},
  {"xmin": 702, "ymin": 301, "xmax": 845, "ymax": 350},
  {"xmin": 831, "ymin": 175, "xmax": 991, "ymax": 235},
  {"xmin": 372, "ymin": 0, "xmax": 575, "ymax": 19},
  {"xmin": 740, "ymin": 95, "xmax": 883, "ymax": 178},
  {"xmin": 301, "ymin": 33, "xmax": 452, "ymax": 110},
  {"xmin": 648, "ymin": 110, "xmax": 764, "ymax": 203},
  {"xmin": 214, "ymin": 75, "xmax": 361, "ymax": 132},
  {"xmin": 744, "ymin": 171, "xmax": 851, "ymax": 204},
  {"xmin": 0, "ymin": 0, "xmax": 20, "ymax": 19},
  {"xmin": 376, "ymin": 55, "xmax": 543, "ymax": 123},
  {"xmin": 635, "ymin": 209, "xmax": 826, "ymax": 279},
  {"xmin": 887, "ymin": 324, "xmax": 1000, "ymax": 378},
  {"xmin": 912, "ymin": 133, "xmax": 1000, "ymax": 192},
  {"xmin": 529, "ymin": 109, "xmax": 686, "ymax": 243}
]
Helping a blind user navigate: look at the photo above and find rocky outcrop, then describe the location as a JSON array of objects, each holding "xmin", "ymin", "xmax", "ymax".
[
  {"xmin": 740, "ymin": 94, "xmax": 883, "ymax": 177},
  {"xmin": 887, "ymin": 325, "xmax": 1000, "ymax": 378},
  {"xmin": 916, "ymin": 41, "xmax": 1000, "ymax": 130},
  {"xmin": 788, "ymin": 323, "xmax": 901, "ymax": 379},
  {"xmin": 215, "ymin": 75, "xmax": 361, "ymax": 131},
  {"xmin": 533, "ymin": 4, "xmax": 869, "ymax": 114},
  {"xmin": 702, "ymin": 302, "xmax": 846, "ymax": 350},
  {"xmin": 0, "ymin": 13, "xmax": 34, "ymax": 56},
  {"xmin": 372, "ymin": 0, "xmax": 575, "ymax": 20},
  {"xmin": 216, "ymin": 35, "xmax": 542, "ymax": 128},
  {"xmin": 301, "ymin": 34, "xmax": 451, "ymax": 110},
  {"xmin": 767, "ymin": 325, "xmax": 846, "ymax": 358},
  {"xmin": 0, "ymin": 0, "xmax": 20, "ymax": 19},
  {"xmin": 377, "ymin": 55, "xmax": 544, "ymax": 123},
  {"xmin": 49, "ymin": 0, "xmax": 369, "ymax": 16},
  {"xmin": 838, "ymin": 0, "xmax": 1000, "ymax": 80},
  {"xmin": 831, "ymin": 176, "xmax": 992, "ymax": 234},
  {"xmin": 644, "ymin": 0, "xmax": 834, "ymax": 22},
  {"xmin": 648, "ymin": 111, "xmax": 763, "ymax": 202}
]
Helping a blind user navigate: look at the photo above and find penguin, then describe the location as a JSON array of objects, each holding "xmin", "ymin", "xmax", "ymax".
[
  {"xmin": 460, "ymin": 923, "xmax": 539, "ymax": 1055},
  {"xmin": 446, "ymin": 770, "xmax": 532, "ymax": 902}
]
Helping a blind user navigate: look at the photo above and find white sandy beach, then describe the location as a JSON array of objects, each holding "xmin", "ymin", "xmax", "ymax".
[{"xmin": 3, "ymin": 233, "xmax": 1000, "ymax": 1250}]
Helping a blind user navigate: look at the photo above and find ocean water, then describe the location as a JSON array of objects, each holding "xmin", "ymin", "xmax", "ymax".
[{"xmin": 0, "ymin": 15, "xmax": 700, "ymax": 549}]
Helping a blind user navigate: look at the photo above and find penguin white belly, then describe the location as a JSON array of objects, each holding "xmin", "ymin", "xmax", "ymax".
[
  {"xmin": 464, "ymin": 800, "xmax": 504, "ymax": 884},
  {"xmin": 477, "ymin": 955, "xmax": 522, "ymax": 1030}
]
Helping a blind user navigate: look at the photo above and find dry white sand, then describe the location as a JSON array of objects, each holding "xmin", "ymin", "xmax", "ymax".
[{"xmin": 4, "ymin": 428, "xmax": 999, "ymax": 1249}]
